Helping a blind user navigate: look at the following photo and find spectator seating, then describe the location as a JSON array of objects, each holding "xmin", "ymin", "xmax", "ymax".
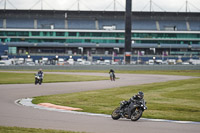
[
  {"xmin": 132, "ymin": 20, "xmax": 156, "ymax": 30},
  {"xmin": 159, "ymin": 20, "xmax": 187, "ymax": 31},
  {"xmin": 67, "ymin": 18, "xmax": 96, "ymax": 30},
  {"xmin": 189, "ymin": 21, "xmax": 200, "ymax": 31}
]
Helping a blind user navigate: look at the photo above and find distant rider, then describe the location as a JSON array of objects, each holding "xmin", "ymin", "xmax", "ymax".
[
  {"xmin": 38, "ymin": 68, "xmax": 44, "ymax": 82},
  {"xmin": 109, "ymin": 69, "xmax": 115, "ymax": 81}
]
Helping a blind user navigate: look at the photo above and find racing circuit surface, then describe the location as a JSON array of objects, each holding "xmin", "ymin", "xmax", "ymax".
[{"xmin": 0, "ymin": 72, "xmax": 199, "ymax": 133}]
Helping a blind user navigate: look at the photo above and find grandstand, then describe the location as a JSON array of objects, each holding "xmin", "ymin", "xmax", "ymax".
[{"xmin": 0, "ymin": 9, "xmax": 200, "ymax": 62}]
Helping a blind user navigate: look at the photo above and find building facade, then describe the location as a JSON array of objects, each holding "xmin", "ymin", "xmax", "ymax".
[{"xmin": 0, "ymin": 10, "xmax": 200, "ymax": 61}]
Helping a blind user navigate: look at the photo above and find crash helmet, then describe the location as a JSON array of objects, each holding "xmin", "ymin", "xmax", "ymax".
[{"xmin": 137, "ymin": 91, "xmax": 144, "ymax": 99}]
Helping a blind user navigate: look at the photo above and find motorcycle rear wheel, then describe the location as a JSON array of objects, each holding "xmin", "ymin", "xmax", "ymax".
[
  {"xmin": 131, "ymin": 108, "xmax": 143, "ymax": 121},
  {"xmin": 111, "ymin": 107, "xmax": 121, "ymax": 120}
]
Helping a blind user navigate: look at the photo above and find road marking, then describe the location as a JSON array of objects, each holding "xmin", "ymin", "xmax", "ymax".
[{"xmin": 38, "ymin": 103, "xmax": 83, "ymax": 111}]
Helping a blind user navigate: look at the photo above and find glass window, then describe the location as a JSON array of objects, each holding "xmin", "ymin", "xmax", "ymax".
[
  {"xmin": 79, "ymin": 32, "xmax": 90, "ymax": 37},
  {"xmin": 17, "ymin": 32, "xmax": 29, "ymax": 36},
  {"xmin": 85, "ymin": 39, "xmax": 91, "ymax": 43},
  {"xmin": 32, "ymin": 32, "xmax": 40, "ymax": 36},
  {"xmin": 0, "ymin": 31, "xmax": 5, "ymax": 36},
  {"xmin": 7, "ymin": 31, "xmax": 16, "ymax": 36},
  {"xmin": 43, "ymin": 32, "xmax": 48, "ymax": 36},
  {"xmin": 56, "ymin": 32, "xmax": 65, "ymax": 36},
  {"xmin": 66, "ymin": 39, "xmax": 83, "ymax": 43},
  {"xmin": 91, "ymin": 32, "xmax": 102, "ymax": 37},
  {"xmin": 8, "ymin": 47, "xmax": 17, "ymax": 54},
  {"xmin": 69, "ymin": 32, "xmax": 77, "ymax": 36},
  {"xmin": 49, "ymin": 32, "xmax": 54, "ymax": 36}
]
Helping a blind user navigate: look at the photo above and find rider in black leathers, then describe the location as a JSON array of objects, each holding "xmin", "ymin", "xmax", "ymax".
[
  {"xmin": 109, "ymin": 69, "xmax": 115, "ymax": 74},
  {"xmin": 109, "ymin": 69, "xmax": 115, "ymax": 81},
  {"xmin": 126, "ymin": 91, "xmax": 145, "ymax": 114},
  {"xmin": 111, "ymin": 90, "xmax": 147, "ymax": 121},
  {"xmin": 127, "ymin": 91, "xmax": 144, "ymax": 105}
]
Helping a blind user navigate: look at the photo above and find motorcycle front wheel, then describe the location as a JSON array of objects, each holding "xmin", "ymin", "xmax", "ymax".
[
  {"xmin": 35, "ymin": 79, "xmax": 38, "ymax": 85},
  {"xmin": 111, "ymin": 107, "xmax": 121, "ymax": 120},
  {"xmin": 131, "ymin": 108, "xmax": 143, "ymax": 121}
]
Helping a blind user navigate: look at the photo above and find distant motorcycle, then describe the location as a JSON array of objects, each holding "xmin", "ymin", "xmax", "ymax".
[
  {"xmin": 111, "ymin": 98, "xmax": 147, "ymax": 121},
  {"xmin": 35, "ymin": 74, "xmax": 42, "ymax": 85},
  {"xmin": 109, "ymin": 73, "xmax": 115, "ymax": 81}
]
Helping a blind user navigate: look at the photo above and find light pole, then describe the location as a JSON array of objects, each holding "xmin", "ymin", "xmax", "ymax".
[{"xmin": 125, "ymin": 0, "xmax": 132, "ymax": 64}]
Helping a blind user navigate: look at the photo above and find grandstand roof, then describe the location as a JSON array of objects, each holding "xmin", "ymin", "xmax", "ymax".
[
  {"xmin": 1, "ymin": 9, "xmax": 200, "ymax": 21},
  {"xmin": 0, "ymin": 9, "xmax": 200, "ymax": 17}
]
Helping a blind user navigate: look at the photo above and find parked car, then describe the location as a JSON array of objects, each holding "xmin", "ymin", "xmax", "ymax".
[{"xmin": 0, "ymin": 60, "xmax": 6, "ymax": 66}]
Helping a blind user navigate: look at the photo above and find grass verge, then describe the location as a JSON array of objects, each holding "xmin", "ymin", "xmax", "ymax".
[
  {"xmin": 0, "ymin": 126, "xmax": 85, "ymax": 133},
  {"xmin": 32, "ymin": 78, "xmax": 200, "ymax": 122},
  {"xmin": 0, "ymin": 69, "xmax": 200, "ymax": 77},
  {"xmin": 0, "ymin": 72, "xmax": 108, "ymax": 84}
]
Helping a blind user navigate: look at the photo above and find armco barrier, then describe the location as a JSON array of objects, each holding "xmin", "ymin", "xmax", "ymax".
[{"xmin": 0, "ymin": 65, "xmax": 200, "ymax": 71}]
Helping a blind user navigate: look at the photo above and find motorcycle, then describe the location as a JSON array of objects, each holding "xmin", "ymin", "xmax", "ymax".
[
  {"xmin": 35, "ymin": 74, "xmax": 43, "ymax": 85},
  {"xmin": 111, "ymin": 98, "xmax": 147, "ymax": 121},
  {"xmin": 109, "ymin": 72, "xmax": 115, "ymax": 81}
]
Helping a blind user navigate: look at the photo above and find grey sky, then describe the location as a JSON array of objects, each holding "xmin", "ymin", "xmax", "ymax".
[{"xmin": 0, "ymin": 0, "xmax": 200, "ymax": 12}]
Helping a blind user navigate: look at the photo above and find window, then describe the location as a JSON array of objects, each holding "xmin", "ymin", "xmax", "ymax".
[
  {"xmin": 49, "ymin": 32, "xmax": 54, "ymax": 36},
  {"xmin": 85, "ymin": 39, "xmax": 91, "ymax": 43},
  {"xmin": 32, "ymin": 32, "xmax": 40, "ymax": 36},
  {"xmin": 56, "ymin": 32, "xmax": 65, "ymax": 36},
  {"xmin": 0, "ymin": 32, "xmax": 5, "ymax": 36},
  {"xmin": 8, "ymin": 47, "xmax": 17, "ymax": 54},
  {"xmin": 7, "ymin": 31, "xmax": 16, "ymax": 36},
  {"xmin": 18, "ymin": 32, "xmax": 29, "ymax": 36},
  {"xmin": 69, "ymin": 32, "xmax": 77, "ymax": 36},
  {"xmin": 79, "ymin": 32, "xmax": 90, "ymax": 37},
  {"xmin": 91, "ymin": 32, "xmax": 102, "ymax": 37},
  {"xmin": 43, "ymin": 32, "xmax": 48, "ymax": 36}
]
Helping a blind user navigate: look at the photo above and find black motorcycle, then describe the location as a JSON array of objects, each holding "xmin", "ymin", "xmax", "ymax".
[
  {"xmin": 35, "ymin": 74, "xmax": 43, "ymax": 85},
  {"xmin": 111, "ymin": 98, "xmax": 147, "ymax": 121}
]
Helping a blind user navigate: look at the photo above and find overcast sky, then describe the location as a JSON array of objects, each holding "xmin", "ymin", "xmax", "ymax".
[{"xmin": 0, "ymin": 0, "xmax": 200, "ymax": 12}]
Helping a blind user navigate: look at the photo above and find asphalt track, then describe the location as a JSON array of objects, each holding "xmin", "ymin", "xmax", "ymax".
[{"xmin": 0, "ymin": 71, "xmax": 199, "ymax": 133}]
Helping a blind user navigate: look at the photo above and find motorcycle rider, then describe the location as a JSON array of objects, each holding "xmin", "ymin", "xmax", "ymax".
[
  {"xmin": 109, "ymin": 69, "xmax": 115, "ymax": 81},
  {"xmin": 129, "ymin": 91, "xmax": 144, "ymax": 102},
  {"xmin": 112, "ymin": 91, "xmax": 147, "ymax": 121},
  {"xmin": 125, "ymin": 91, "xmax": 145, "ymax": 114},
  {"xmin": 119, "ymin": 91, "xmax": 144, "ymax": 110},
  {"xmin": 37, "ymin": 68, "xmax": 44, "ymax": 83}
]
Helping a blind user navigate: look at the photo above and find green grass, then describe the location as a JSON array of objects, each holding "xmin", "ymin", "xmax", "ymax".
[
  {"xmin": 116, "ymin": 70, "xmax": 200, "ymax": 77},
  {"xmin": 0, "ymin": 126, "xmax": 85, "ymax": 133},
  {"xmin": 0, "ymin": 72, "xmax": 108, "ymax": 84},
  {"xmin": 1, "ymin": 69, "xmax": 200, "ymax": 77},
  {"xmin": 1, "ymin": 70, "xmax": 200, "ymax": 121},
  {"xmin": 32, "ymin": 78, "xmax": 200, "ymax": 122}
]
